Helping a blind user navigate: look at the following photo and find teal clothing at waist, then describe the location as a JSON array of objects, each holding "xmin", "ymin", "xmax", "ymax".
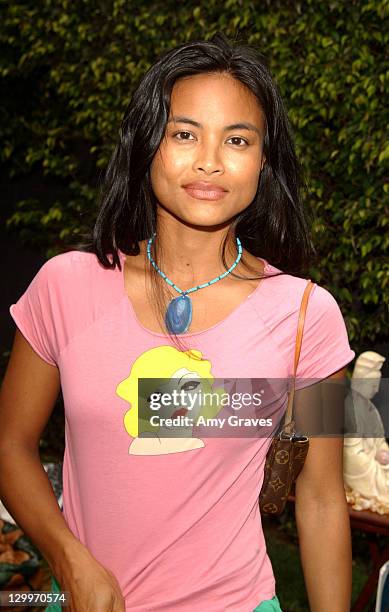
[{"xmin": 253, "ymin": 593, "xmax": 283, "ymax": 611}]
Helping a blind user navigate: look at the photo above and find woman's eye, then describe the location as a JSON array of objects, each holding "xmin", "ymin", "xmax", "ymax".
[
  {"xmin": 146, "ymin": 392, "xmax": 161, "ymax": 403},
  {"xmin": 181, "ymin": 380, "xmax": 200, "ymax": 391},
  {"xmin": 172, "ymin": 132, "xmax": 248, "ymax": 146},
  {"xmin": 173, "ymin": 131, "xmax": 195, "ymax": 141},
  {"xmin": 228, "ymin": 136, "xmax": 249, "ymax": 146}
]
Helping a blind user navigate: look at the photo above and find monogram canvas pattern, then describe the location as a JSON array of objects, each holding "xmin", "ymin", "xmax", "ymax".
[{"xmin": 259, "ymin": 436, "xmax": 309, "ymax": 515}]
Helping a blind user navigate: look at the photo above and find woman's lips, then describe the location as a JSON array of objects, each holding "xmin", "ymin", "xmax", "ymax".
[
  {"xmin": 182, "ymin": 185, "xmax": 228, "ymax": 201},
  {"xmin": 171, "ymin": 408, "xmax": 188, "ymax": 418}
]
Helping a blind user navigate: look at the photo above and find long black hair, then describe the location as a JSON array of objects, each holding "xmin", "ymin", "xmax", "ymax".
[{"xmin": 76, "ymin": 32, "xmax": 316, "ymax": 350}]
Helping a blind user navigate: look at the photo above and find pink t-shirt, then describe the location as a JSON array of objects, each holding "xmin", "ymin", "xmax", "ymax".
[{"xmin": 9, "ymin": 250, "xmax": 355, "ymax": 611}]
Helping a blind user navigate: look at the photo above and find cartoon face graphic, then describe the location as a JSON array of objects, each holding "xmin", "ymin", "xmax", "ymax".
[
  {"xmin": 150, "ymin": 367, "xmax": 205, "ymax": 429},
  {"xmin": 116, "ymin": 346, "xmax": 225, "ymax": 455}
]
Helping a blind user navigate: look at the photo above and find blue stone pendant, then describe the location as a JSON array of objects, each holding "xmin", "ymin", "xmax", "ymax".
[{"xmin": 165, "ymin": 294, "xmax": 192, "ymax": 334}]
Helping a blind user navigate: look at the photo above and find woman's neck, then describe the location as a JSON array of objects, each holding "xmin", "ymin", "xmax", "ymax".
[{"xmin": 143, "ymin": 222, "xmax": 240, "ymax": 286}]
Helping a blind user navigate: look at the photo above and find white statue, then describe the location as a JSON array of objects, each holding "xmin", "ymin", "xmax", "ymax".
[{"xmin": 343, "ymin": 351, "xmax": 389, "ymax": 515}]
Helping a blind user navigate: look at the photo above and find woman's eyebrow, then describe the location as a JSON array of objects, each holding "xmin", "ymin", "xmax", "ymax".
[{"xmin": 167, "ymin": 115, "xmax": 261, "ymax": 136}]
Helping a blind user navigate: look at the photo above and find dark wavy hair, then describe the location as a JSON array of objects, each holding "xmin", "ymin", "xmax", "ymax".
[{"xmin": 76, "ymin": 32, "xmax": 316, "ymax": 349}]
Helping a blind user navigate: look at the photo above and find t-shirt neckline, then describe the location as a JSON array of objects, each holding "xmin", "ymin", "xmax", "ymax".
[{"xmin": 117, "ymin": 249, "xmax": 270, "ymax": 338}]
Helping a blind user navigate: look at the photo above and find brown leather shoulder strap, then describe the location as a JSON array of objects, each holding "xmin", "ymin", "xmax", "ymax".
[
  {"xmin": 283, "ymin": 280, "xmax": 315, "ymax": 431},
  {"xmin": 293, "ymin": 280, "xmax": 315, "ymax": 376}
]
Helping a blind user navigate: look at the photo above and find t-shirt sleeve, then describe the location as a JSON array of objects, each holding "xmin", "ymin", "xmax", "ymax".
[
  {"xmin": 294, "ymin": 283, "xmax": 355, "ymax": 389},
  {"xmin": 9, "ymin": 258, "xmax": 61, "ymax": 366}
]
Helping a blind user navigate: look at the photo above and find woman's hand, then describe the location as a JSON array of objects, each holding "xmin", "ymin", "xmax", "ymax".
[{"xmin": 53, "ymin": 543, "xmax": 126, "ymax": 612}]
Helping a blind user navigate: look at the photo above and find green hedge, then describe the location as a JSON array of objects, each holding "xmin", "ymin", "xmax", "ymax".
[{"xmin": 1, "ymin": 0, "xmax": 388, "ymax": 353}]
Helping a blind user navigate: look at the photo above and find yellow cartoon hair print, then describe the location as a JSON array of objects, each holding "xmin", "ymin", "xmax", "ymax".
[{"xmin": 116, "ymin": 346, "xmax": 225, "ymax": 455}]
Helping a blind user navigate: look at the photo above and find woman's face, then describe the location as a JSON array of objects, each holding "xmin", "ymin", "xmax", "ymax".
[{"xmin": 150, "ymin": 72, "xmax": 266, "ymax": 228}]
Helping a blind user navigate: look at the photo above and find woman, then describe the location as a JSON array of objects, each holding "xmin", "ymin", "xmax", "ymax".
[{"xmin": 0, "ymin": 33, "xmax": 355, "ymax": 611}]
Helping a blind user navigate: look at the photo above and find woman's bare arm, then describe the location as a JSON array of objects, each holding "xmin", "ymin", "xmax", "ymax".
[
  {"xmin": 294, "ymin": 367, "xmax": 352, "ymax": 612},
  {"xmin": 0, "ymin": 329, "xmax": 81, "ymax": 572},
  {"xmin": 0, "ymin": 330, "xmax": 125, "ymax": 610}
]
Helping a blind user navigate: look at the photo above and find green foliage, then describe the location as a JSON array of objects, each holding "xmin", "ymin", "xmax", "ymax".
[{"xmin": 1, "ymin": 0, "xmax": 388, "ymax": 351}]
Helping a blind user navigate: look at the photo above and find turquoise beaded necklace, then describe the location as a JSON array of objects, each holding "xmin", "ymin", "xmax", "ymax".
[{"xmin": 146, "ymin": 233, "xmax": 243, "ymax": 334}]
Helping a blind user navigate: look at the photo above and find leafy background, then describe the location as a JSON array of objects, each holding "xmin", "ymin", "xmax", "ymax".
[{"xmin": 1, "ymin": 0, "xmax": 388, "ymax": 352}]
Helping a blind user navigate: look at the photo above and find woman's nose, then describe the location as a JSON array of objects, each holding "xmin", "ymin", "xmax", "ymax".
[{"xmin": 193, "ymin": 142, "xmax": 224, "ymax": 174}]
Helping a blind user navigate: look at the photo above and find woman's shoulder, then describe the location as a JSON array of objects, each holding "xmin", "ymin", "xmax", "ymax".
[
  {"xmin": 35, "ymin": 249, "xmax": 120, "ymax": 288},
  {"xmin": 39, "ymin": 249, "xmax": 99, "ymax": 274},
  {"xmin": 10, "ymin": 250, "xmax": 123, "ymax": 366},
  {"xmin": 263, "ymin": 260, "xmax": 340, "ymax": 313},
  {"xmin": 15, "ymin": 249, "xmax": 122, "ymax": 319},
  {"xmin": 255, "ymin": 262, "xmax": 351, "ymax": 353},
  {"xmin": 258, "ymin": 261, "xmax": 355, "ymax": 380}
]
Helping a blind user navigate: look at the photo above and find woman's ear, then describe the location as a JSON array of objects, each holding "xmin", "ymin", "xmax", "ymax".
[{"xmin": 259, "ymin": 157, "xmax": 266, "ymax": 175}]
